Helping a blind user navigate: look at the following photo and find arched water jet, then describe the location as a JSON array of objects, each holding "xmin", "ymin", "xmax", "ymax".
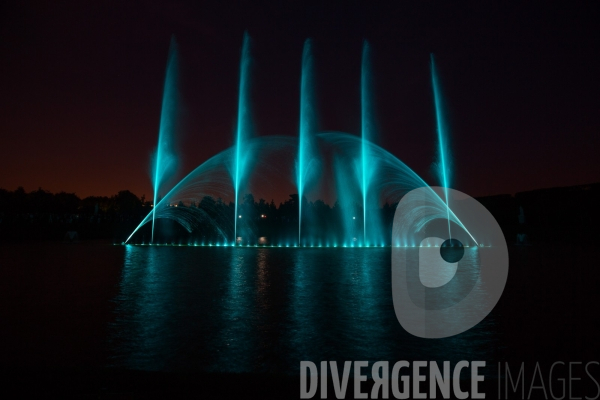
[
  {"xmin": 127, "ymin": 147, "xmax": 235, "ymax": 244},
  {"xmin": 128, "ymin": 36, "xmax": 482, "ymax": 247},
  {"xmin": 128, "ymin": 133, "xmax": 478, "ymax": 246},
  {"xmin": 322, "ymin": 133, "xmax": 479, "ymax": 245}
]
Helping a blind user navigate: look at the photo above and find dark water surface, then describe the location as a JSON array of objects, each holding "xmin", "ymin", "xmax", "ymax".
[
  {"xmin": 108, "ymin": 245, "xmax": 500, "ymax": 374},
  {"xmin": 1, "ymin": 241, "xmax": 598, "ymax": 395}
]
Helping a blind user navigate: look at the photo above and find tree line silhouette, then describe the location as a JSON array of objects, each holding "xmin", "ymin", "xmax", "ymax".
[
  {"xmin": 0, "ymin": 187, "xmax": 148, "ymax": 240},
  {"xmin": 0, "ymin": 187, "xmax": 398, "ymax": 243},
  {"xmin": 144, "ymin": 193, "xmax": 398, "ymax": 245},
  {"xmin": 1, "ymin": 182, "xmax": 599, "ymax": 244}
]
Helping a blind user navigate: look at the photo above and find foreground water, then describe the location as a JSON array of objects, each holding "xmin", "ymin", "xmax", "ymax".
[
  {"xmin": 108, "ymin": 246, "xmax": 499, "ymax": 374},
  {"xmin": 1, "ymin": 241, "xmax": 597, "ymax": 380}
]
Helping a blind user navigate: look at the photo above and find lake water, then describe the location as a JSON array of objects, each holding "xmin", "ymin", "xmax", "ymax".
[
  {"xmin": 1, "ymin": 241, "xmax": 598, "ymax": 392},
  {"xmin": 107, "ymin": 245, "xmax": 500, "ymax": 375}
]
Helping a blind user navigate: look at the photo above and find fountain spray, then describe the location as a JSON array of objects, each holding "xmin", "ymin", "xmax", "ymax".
[
  {"xmin": 430, "ymin": 54, "xmax": 452, "ymax": 239},
  {"xmin": 297, "ymin": 39, "xmax": 317, "ymax": 246},
  {"xmin": 234, "ymin": 32, "xmax": 252, "ymax": 244},
  {"xmin": 151, "ymin": 36, "xmax": 179, "ymax": 243}
]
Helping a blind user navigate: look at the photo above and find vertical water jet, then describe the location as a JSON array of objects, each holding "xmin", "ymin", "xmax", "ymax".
[
  {"xmin": 152, "ymin": 36, "xmax": 180, "ymax": 243},
  {"xmin": 297, "ymin": 39, "xmax": 317, "ymax": 245},
  {"xmin": 361, "ymin": 41, "xmax": 373, "ymax": 246},
  {"xmin": 234, "ymin": 32, "xmax": 252, "ymax": 244},
  {"xmin": 360, "ymin": 41, "xmax": 384, "ymax": 246},
  {"xmin": 430, "ymin": 54, "xmax": 452, "ymax": 239}
]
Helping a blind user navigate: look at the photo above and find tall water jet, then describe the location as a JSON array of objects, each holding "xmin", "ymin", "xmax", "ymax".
[
  {"xmin": 234, "ymin": 32, "xmax": 253, "ymax": 243},
  {"xmin": 151, "ymin": 36, "xmax": 180, "ymax": 243},
  {"xmin": 430, "ymin": 54, "xmax": 453, "ymax": 239},
  {"xmin": 296, "ymin": 39, "xmax": 318, "ymax": 245},
  {"xmin": 360, "ymin": 40, "xmax": 383, "ymax": 246}
]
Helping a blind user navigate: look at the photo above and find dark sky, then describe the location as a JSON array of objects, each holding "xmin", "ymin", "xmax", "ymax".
[{"xmin": 1, "ymin": 1, "xmax": 599, "ymax": 202}]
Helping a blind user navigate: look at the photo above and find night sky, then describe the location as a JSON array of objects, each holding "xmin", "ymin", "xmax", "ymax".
[{"xmin": 1, "ymin": 1, "xmax": 599, "ymax": 202}]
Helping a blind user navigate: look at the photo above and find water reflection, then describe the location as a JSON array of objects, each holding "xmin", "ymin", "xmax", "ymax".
[
  {"xmin": 288, "ymin": 249, "xmax": 322, "ymax": 362},
  {"xmin": 334, "ymin": 249, "xmax": 390, "ymax": 375},
  {"xmin": 108, "ymin": 247, "xmax": 501, "ymax": 375},
  {"xmin": 213, "ymin": 248, "xmax": 257, "ymax": 372},
  {"xmin": 110, "ymin": 246, "xmax": 175, "ymax": 370}
]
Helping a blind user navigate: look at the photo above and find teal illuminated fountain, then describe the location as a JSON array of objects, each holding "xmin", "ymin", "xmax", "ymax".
[
  {"xmin": 296, "ymin": 39, "xmax": 319, "ymax": 246},
  {"xmin": 360, "ymin": 40, "xmax": 384, "ymax": 246},
  {"xmin": 125, "ymin": 39, "xmax": 474, "ymax": 248},
  {"xmin": 430, "ymin": 54, "xmax": 453, "ymax": 239},
  {"xmin": 233, "ymin": 32, "xmax": 253, "ymax": 243},
  {"xmin": 151, "ymin": 36, "xmax": 180, "ymax": 243}
]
